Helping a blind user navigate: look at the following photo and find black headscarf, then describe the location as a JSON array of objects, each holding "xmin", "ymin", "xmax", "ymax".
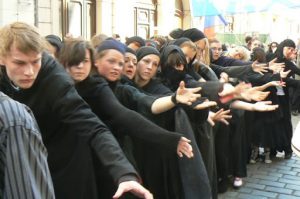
[
  {"xmin": 169, "ymin": 28, "xmax": 206, "ymax": 42},
  {"xmin": 136, "ymin": 46, "xmax": 160, "ymax": 62},
  {"xmin": 125, "ymin": 36, "xmax": 146, "ymax": 47}
]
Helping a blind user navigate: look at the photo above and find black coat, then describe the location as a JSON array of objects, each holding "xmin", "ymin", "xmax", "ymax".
[{"xmin": 0, "ymin": 53, "xmax": 138, "ymax": 199}]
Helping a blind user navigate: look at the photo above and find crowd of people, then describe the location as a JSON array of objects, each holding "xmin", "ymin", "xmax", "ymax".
[{"xmin": 0, "ymin": 21, "xmax": 298, "ymax": 199}]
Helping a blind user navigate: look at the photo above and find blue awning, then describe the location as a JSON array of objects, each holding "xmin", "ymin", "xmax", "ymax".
[{"xmin": 191, "ymin": 0, "xmax": 300, "ymax": 16}]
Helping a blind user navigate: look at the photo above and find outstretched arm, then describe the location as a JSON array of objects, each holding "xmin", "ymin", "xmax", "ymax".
[
  {"xmin": 151, "ymin": 81, "xmax": 201, "ymax": 114},
  {"xmin": 230, "ymin": 100, "xmax": 278, "ymax": 111}
]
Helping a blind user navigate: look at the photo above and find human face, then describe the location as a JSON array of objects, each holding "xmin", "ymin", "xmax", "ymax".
[
  {"xmin": 136, "ymin": 54, "xmax": 160, "ymax": 83},
  {"xmin": 181, "ymin": 46, "xmax": 196, "ymax": 64},
  {"xmin": 251, "ymin": 40, "xmax": 261, "ymax": 51},
  {"xmin": 283, "ymin": 46, "xmax": 296, "ymax": 60},
  {"xmin": 0, "ymin": 45, "xmax": 42, "ymax": 89},
  {"xmin": 210, "ymin": 42, "xmax": 222, "ymax": 61},
  {"xmin": 122, "ymin": 52, "xmax": 137, "ymax": 79},
  {"xmin": 66, "ymin": 49, "xmax": 91, "ymax": 82},
  {"xmin": 271, "ymin": 43, "xmax": 277, "ymax": 53},
  {"xmin": 94, "ymin": 49, "xmax": 124, "ymax": 82},
  {"xmin": 232, "ymin": 48, "xmax": 244, "ymax": 60}
]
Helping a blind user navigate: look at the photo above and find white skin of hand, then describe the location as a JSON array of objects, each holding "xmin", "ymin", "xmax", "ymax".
[
  {"xmin": 193, "ymin": 100, "xmax": 217, "ymax": 110},
  {"xmin": 252, "ymin": 101, "xmax": 279, "ymax": 112},
  {"xmin": 219, "ymin": 72, "xmax": 229, "ymax": 83},
  {"xmin": 207, "ymin": 109, "xmax": 232, "ymax": 126},
  {"xmin": 268, "ymin": 58, "xmax": 285, "ymax": 73},
  {"xmin": 267, "ymin": 81, "xmax": 286, "ymax": 88},
  {"xmin": 252, "ymin": 61, "xmax": 268, "ymax": 75},
  {"xmin": 176, "ymin": 81, "xmax": 201, "ymax": 105},
  {"xmin": 113, "ymin": 181, "xmax": 153, "ymax": 199},
  {"xmin": 241, "ymin": 88, "xmax": 270, "ymax": 102},
  {"xmin": 177, "ymin": 137, "xmax": 194, "ymax": 158},
  {"xmin": 280, "ymin": 69, "xmax": 291, "ymax": 78}
]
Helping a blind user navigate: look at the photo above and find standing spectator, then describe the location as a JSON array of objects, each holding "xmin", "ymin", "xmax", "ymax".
[{"xmin": 0, "ymin": 91, "xmax": 55, "ymax": 199}]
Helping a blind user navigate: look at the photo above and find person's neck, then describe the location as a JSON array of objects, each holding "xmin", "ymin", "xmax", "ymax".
[{"xmin": 134, "ymin": 76, "xmax": 149, "ymax": 88}]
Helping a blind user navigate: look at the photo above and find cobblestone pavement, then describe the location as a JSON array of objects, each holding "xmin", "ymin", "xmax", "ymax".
[{"xmin": 218, "ymin": 116, "xmax": 300, "ymax": 199}]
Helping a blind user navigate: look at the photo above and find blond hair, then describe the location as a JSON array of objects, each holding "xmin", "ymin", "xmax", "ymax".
[{"xmin": 0, "ymin": 22, "xmax": 47, "ymax": 57}]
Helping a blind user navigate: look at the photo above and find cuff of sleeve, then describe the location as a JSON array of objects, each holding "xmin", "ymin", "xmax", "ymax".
[{"xmin": 118, "ymin": 174, "xmax": 140, "ymax": 184}]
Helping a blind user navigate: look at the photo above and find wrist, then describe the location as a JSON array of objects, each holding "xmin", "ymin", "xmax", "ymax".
[{"xmin": 171, "ymin": 93, "xmax": 178, "ymax": 104}]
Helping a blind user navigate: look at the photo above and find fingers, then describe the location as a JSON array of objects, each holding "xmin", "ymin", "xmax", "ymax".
[
  {"xmin": 220, "ymin": 119, "xmax": 230, "ymax": 125},
  {"xmin": 191, "ymin": 86, "xmax": 202, "ymax": 93},
  {"xmin": 180, "ymin": 137, "xmax": 191, "ymax": 143},
  {"xmin": 262, "ymin": 101, "xmax": 272, "ymax": 105}
]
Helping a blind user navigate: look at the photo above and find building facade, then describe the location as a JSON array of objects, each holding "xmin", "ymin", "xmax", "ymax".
[{"xmin": 0, "ymin": 0, "xmax": 194, "ymax": 40}]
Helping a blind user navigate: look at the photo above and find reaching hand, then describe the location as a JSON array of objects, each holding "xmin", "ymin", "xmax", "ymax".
[
  {"xmin": 177, "ymin": 137, "xmax": 194, "ymax": 158},
  {"xmin": 113, "ymin": 181, "xmax": 153, "ymax": 199},
  {"xmin": 280, "ymin": 69, "xmax": 291, "ymax": 78},
  {"xmin": 241, "ymin": 87, "xmax": 270, "ymax": 101},
  {"xmin": 176, "ymin": 81, "xmax": 201, "ymax": 105},
  {"xmin": 266, "ymin": 81, "xmax": 286, "ymax": 88},
  {"xmin": 193, "ymin": 99, "xmax": 217, "ymax": 110},
  {"xmin": 207, "ymin": 109, "xmax": 232, "ymax": 126},
  {"xmin": 219, "ymin": 82, "xmax": 251, "ymax": 98},
  {"xmin": 219, "ymin": 72, "xmax": 229, "ymax": 83},
  {"xmin": 252, "ymin": 101, "xmax": 279, "ymax": 112},
  {"xmin": 268, "ymin": 58, "xmax": 285, "ymax": 73},
  {"xmin": 252, "ymin": 61, "xmax": 268, "ymax": 75}
]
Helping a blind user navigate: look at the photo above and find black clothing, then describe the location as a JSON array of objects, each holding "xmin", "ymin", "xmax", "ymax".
[
  {"xmin": 0, "ymin": 53, "xmax": 138, "ymax": 199},
  {"xmin": 75, "ymin": 75, "xmax": 181, "ymax": 151},
  {"xmin": 212, "ymin": 56, "xmax": 252, "ymax": 67},
  {"xmin": 137, "ymin": 78, "xmax": 212, "ymax": 199}
]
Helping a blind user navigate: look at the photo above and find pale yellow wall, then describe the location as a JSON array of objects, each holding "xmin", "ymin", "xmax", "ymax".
[{"xmin": 0, "ymin": 0, "xmax": 35, "ymax": 26}]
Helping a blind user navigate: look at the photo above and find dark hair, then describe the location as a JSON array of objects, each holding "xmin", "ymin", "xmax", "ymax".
[
  {"xmin": 251, "ymin": 47, "xmax": 266, "ymax": 63},
  {"xmin": 59, "ymin": 38, "xmax": 95, "ymax": 71},
  {"xmin": 165, "ymin": 51, "xmax": 186, "ymax": 70}
]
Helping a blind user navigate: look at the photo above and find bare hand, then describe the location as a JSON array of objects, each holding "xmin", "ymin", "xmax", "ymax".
[
  {"xmin": 241, "ymin": 88, "xmax": 270, "ymax": 101},
  {"xmin": 177, "ymin": 137, "xmax": 194, "ymax": 158},
  {"xmin": 113, "ymin": 181, "xmax": 153, "ymax": 199},
  {"xmin": 219, "ymin": 82, "xmax": 251, "ymax": 98},
  {"xmin": 267, "ymin": 81, "xmax": 286, "ymax": 88},
  {"xmin": 176, "ymin": 81, "xmax": 201, "ymax": 105},
  {"xmin": 252, "ymin": 61, "xmax": 268, "ymax": 75},
  {"xmin": 280, "ymin": 69, "xmax": 291, "ymax": 78},
  {"xmin": 268, "ymin": 58, "xmax": 285, "ymax": 73},
  {"xmin": 193, "ymin": 99, "xmax": 217, "ymax": 110},
  {"xmin": 207, "ymin": 109, "xmax": 232, "ymax": 126},
  {"xmin": 252, "ymin": 101, "xmax": 279, "ymax": 112},
  {"xmin": 219, "ymin": 72, "xmax": 229, "ymax": 83}
]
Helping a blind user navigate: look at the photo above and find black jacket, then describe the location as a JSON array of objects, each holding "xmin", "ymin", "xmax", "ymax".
[{"xmin": 0, "ymin": 53, "xmax": 138, "ymax": 199}]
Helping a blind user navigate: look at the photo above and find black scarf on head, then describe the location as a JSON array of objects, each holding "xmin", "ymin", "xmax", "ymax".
[{"xmin": 182, "ymin": 28, "xmax": 206, "ymax": 42}]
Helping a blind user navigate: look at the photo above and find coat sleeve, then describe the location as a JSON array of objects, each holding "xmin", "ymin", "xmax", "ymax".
[
  {"xmin": 90, "ymin": 82, "xmax": 181, "ymax": 151},
  {"xmin": 48, "ymin": 78, "xmax": 139, "ymax": 184}
]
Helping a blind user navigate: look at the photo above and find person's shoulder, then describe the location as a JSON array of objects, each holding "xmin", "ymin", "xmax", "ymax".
[{"xmin": 0, "ymin": 92, "xmax": 36, "ymax": 129}]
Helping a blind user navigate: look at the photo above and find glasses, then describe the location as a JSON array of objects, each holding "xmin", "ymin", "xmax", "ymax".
[{"xmin": 211, "ymin": 47, "xmax": 222, "ymax": 51}]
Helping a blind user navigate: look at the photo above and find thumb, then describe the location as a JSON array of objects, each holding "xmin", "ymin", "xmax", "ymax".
[
  {"xmin": 179, "ymin": 81, "xmax": 185, "ymax": 90},
  {"xmin": 113, "ymin": 187, "xmax": 124, "ymax": 199}
]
